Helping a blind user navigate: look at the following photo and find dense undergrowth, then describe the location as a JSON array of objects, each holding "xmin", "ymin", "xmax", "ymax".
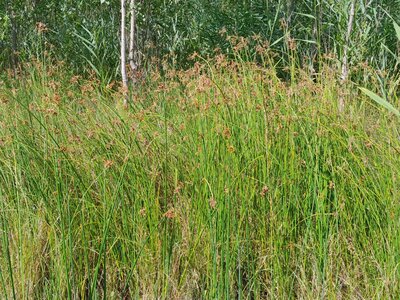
[{"xmin": 0, "ymin": 55, "xmax": 399, "ymax": 299}]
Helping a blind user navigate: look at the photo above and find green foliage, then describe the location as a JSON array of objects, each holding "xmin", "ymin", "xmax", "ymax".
[
  {"xmin": 359, "ymin": 87, "xmax": 400, "ymax": 117},
  {"xmin": 0, "ymin": 56, "xmax": 399, "ymax": 298},
  {"xmin": 1, "ymin": 2, "xmax": 400, "ymax": 298},
  {"xmin": 394, "ymin": 21, "xmax": 400, "ymax": 42},
  {"xmin": 359, "ymin": 21, "xmax": 400, "ymax": 118},
  {"xmin": 2, "ymin": 0, "xmax": 400, "ymax": 77}
]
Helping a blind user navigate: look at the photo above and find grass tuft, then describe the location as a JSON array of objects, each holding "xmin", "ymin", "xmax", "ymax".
[{"xmin": 0, "ymin": 56, "xmax": 399, "ymax": 298}]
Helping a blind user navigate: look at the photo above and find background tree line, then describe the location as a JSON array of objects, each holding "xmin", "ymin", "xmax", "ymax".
[{"xmin": 1, "ymin": 0, "xmax": 399, "ymax": 82}]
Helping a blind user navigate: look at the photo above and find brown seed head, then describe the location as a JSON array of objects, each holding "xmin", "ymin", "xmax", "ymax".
[
  {"xmin": 209, "ymin": 197, "xmax": 217, "ymax": 209},
  {"xmin": 36, "ymin": 22, "xmax": 48, "ymax": 33},
  {"xmin": 164, "ymin": 208, "xmax": 175, "ymax": 219},
  {"xmin": 260, "ymin": 186, "xmax": 269, "ymax": 197},
  {"xmin": 103, "ymin": 160, "xmax": 114, "ymax": 169}
]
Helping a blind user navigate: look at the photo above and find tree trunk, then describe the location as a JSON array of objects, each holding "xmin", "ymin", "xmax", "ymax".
[
  {"xmin": 120, "ymin": 0, "xmax": 128, "ymax": 106},
  {"xmin": 339, "ymin": 0, "xmax": 356, "ymax": 112},
  {"xmin": 128, "ymin": 0, "xmax": 137, "ymax": 83}
]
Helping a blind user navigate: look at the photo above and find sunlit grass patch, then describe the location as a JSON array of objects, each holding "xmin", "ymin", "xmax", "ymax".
[{"xmin": 0, "ymin": 57, "xmax": 399, "ymax": 299}]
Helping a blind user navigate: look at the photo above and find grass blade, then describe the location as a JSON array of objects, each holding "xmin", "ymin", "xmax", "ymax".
[
  {"xmin": 359, "ymin": 87, "xmax": 400, "ymax": 117},
  {"xmin": 394, "ymin": 21, "xmax": 400, "ymax": 42}
]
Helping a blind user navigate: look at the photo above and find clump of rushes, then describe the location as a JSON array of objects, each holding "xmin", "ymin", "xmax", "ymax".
[{"xmin": 0, "ymin": 50, "xmax": 399, "ymax": 299}]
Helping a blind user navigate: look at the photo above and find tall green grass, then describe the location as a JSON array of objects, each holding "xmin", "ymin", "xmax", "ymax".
[{"xmin": 0, "ymin": 55, "xmax": 399, "ymax": 299}]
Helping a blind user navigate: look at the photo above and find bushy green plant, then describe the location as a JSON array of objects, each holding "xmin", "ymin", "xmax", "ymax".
[
  {"xmin": 2, "ymin": 0, "xmax": 400, "ymax": 79},
  {"xmin": 0, "ymin": 53, "xmax": 399, "ymax": 298}
]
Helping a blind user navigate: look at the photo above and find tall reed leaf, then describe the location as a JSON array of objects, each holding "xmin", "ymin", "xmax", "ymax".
[
  {"xmin": 359, "ymin": 87, "xmax": 400, "ymax": 117},
  {"xmin": 394, "ymin": 21, "xmax": 400, "ymax": 41}
]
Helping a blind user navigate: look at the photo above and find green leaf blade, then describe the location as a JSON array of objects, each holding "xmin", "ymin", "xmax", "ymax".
[
  {"xmin": 394, "ymin": 21, "xmax": 400, "ymax": 42},
  {"xmin": 359, "ymin": 87, "xmax": 400, "ymax": 117}
]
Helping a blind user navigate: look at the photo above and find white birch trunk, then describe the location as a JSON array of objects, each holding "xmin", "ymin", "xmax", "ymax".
[
  {"xmin": 339, "ymin": 0, "xmax": 356, "ymax": 112},
  {"xmin": 128, "ymin": 0, "xmax": 137, "ymax": 83},
  {"xmin": 121, "ymin": 0, "xmax": 128, "ymax": 106}
]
